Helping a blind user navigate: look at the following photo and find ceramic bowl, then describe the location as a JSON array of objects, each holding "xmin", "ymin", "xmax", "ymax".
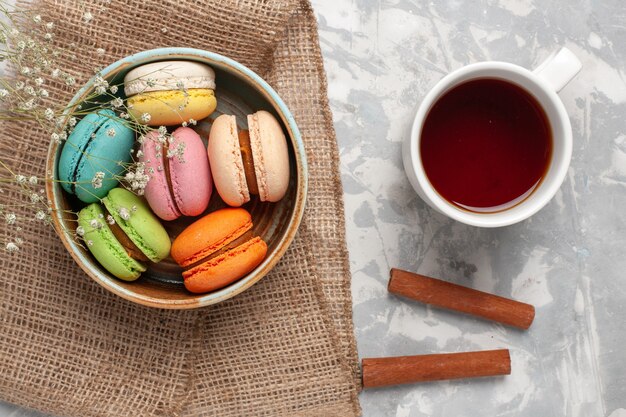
[{"xmin": 46, "ymin": 48, "xmax": 308, "ymax": 309}]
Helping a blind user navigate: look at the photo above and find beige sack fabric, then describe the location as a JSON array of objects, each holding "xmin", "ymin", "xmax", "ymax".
[{"xmin": 0, "ymin": 0, "xmax": 361, "ymax": 415}]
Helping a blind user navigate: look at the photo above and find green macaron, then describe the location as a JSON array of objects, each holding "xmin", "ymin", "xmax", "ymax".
[{"xmin": 78, "ymin": 188, "xmax": 171, "ymax": 281}]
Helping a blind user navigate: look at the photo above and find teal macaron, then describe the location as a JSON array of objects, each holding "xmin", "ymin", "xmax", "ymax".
[
  {"xmin": 58, "ymin": 110, "xmax": 135, "ymax": 203},
  {"xmin": 78, "ymin": 188, "xmax": 171, "ymax": 281}
]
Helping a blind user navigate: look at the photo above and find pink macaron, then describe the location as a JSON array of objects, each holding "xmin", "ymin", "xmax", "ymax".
[
  {"xmin": 207, "ymin": 110, "xmax": 290, "ymax": 207},
  {"xmin": 140, "ymin": 127, "xmax": 212, "ymax": 220}
]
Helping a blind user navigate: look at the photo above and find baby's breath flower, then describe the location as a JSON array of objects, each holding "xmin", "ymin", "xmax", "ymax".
[
  {"xmin": 125, "ymin": 163, "xmax": 149, "ymax": 195},
  {"xmin": 24, "ymin": 85, "xmax": 36, "ymax": 96},
  {"xmin": 34, "ymin": 77, "xmax": 44, "ymax": 86},
  {"xmin": 51, "ymin": 68, "xmax": 60, "ymax": 78},
  {"xmin": 45, "ymin": 22, "xmax": 54, "ymax": 30},
  {"xmin": 167, "ymin": 142, "xmax": 186, "ymax": 162},
  {"xmin": 188, "ymin": 118, "xmax": 197, "ymax": 125},
  {"xmin": 106, "ymin": 215, "xmax": 115, "ymax": 225},
  {"xmin": 30, "ymin": 192, "xmax": 41, "ymax": 203},
  {"xmin": 89, "ymin": 219, "xmax": 102, "ymax": 229},
  {"xmin": 0, "ymin": 89, "xmax": 8, "ymax": 98},
  {"xmin": 28, "ymin": 176, "xmax": 38, "ymax": 185},
  {"xmin": 94, "ymin": 75, "xmax": 109, "ymax": 93},
  {"xmin": 19, "ymin": 99, "xmax": 35, "ymax": 111},
  {"xmin": 50, "ymin": 132, "xmax": 61, "ymax": 143},
  {"xmin": 141, "ymin": 113, "xmax": 151, "ymax": 123},
  {"xmin": 136, "ymin": 149, "xmax": 144, "ymax": 158},
  {"xmin": 65, "ymin": 76, "xmax": 76, "ymax": 86},
  {"xmin": 106, "ymin": 128, "xmax": 116, "ymax": 137},
  {"xmin": 33, "ymin": 15, "xmax": 42, "ymax": 23},
  {"xmin": 44, "ymin": 108, "xmax": 55, "ymax": 120},
  {"xmin": 83, "ymin": 11, "xmax": 93, "ymax": 23},
  {"xmin": 20, "ymin": 67, "xmax": 31, "ymax": 75},
  {"xmin": 44, "ymin": 33, "xmax": 53, "ymax": 41},
  {"xmin": 109, "ymin": 85, "xmax": 118, "ymax": 94},
  {"xmin": 96, "ymin": 48, "xmax": 105, "ymax": 55},
  {"xmin": 15, "ymin": 81, "xmax": 24, "ymax": 90},
  {"xmin": 38, "ymin": 89, "xmax": 49, "ymax": 98},
  {"xmin": 161, "ymin": 27, "xmax": 168, "ymax": 34},
  {"xmin": 35, "ymin": 210, "xmax": 46, "ymax": 221},
  {"xmin": 111, "ymin": 97, "xmax": 123, "ymax": 108},
  {"xmin": 120, "ymin": 112, "xmax": 129, "ymax": 119},
  {"xmin": 15, "ymin": 175, "xmax": 26, "ymax": 184},
  {"xmin": 131, "ymin": 205, "xmax": 137, "ymax": 212},
  {"xmin": 68, "ymin": 117, "xmax": 77, "ymax": 127},
  {"xmin": 15, "ymin": 238, "xmax": 23, "ymax": 246},
  {"xmin": 157, "ymin": 133, "xmax": 167, "ymax": 145},
  {"xmin": 118, "ymin": 207, "xmax": 130, "ymax": 221},
  {"xmin": 76, "ymin": 226, "xmax": 85, "ymax": 236},
  {"xmin": 6, "ymin": 242, "xmax": 19, "ymax": 253},
  {"xmin": 87, "ymin": 240, "xmax": 93, "ymax": 246},
  {"xmin": 91, "ymin": 171, "xmax": 105, "ymax": 189},
  {"xmin": 5, "ymin": 213, "xmax": 16, "ymax": 225}
]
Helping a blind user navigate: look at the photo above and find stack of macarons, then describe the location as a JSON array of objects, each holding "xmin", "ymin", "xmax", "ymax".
[{"xmin": 58, "ymin": 59, "xmax": 291, "ymax": 294}]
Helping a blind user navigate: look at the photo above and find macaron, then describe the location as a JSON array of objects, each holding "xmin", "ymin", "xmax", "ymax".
[
  {"xmin": 124, "ymin": 61, "xmax": 217, "ymax": 126},
  {"xmin": 139, "ymin": 127, "xmax": 212, "ymax": 220},
  {"xmin": 78, "ymin": 188, "xmax": 171, "ymax": 281},
  {"xmin": 58, "ymin": 110, "xmax": 135, "ymax": 203},
  {"xmin": 171, "ymin": 208, "xmax": 268, "ymax": 294},
  {"xmin": 207, "ymin": 110, "xmax": 290, "ymax": 207}
]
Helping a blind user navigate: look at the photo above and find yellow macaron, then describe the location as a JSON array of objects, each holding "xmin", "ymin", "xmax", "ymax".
[{"xmin": 124, "ymin": 60, "xmax": 217, "ymax": 126}]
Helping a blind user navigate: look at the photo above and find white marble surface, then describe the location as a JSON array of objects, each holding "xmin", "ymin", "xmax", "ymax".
[{"xmin": 2, "ymin": 0, "xmax": 626, "ymax": 416}]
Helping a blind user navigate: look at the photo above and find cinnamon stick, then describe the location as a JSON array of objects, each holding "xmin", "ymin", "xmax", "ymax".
[
  {"xmin": 362, "ymin": 349, "xmax": 511, "ymax": 388},
  {"xmin": 388, "ymin": 268, "xmax": 535, "ymax": 329}
]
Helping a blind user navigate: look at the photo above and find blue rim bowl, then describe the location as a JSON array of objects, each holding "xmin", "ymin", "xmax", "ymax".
[{"xmin": 46, "ymin": 48, "xmax": 308, "ymax": 309}]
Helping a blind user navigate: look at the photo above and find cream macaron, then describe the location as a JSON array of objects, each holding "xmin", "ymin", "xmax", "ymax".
[
  {"xmin": 208, "ymin": 110, "xmax": 290, "ymax": 207},
  {"xmin": 124, "ymin": 60, "xmax": 217, "ymax": 126}
]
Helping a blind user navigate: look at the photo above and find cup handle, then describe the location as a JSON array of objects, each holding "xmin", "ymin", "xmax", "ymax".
[{"xmin": 533, "ymin": 47, "xmax": 582, "ymax": 92}]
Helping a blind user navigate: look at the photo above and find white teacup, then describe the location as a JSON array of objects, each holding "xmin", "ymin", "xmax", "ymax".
[{"xmin": 403, "ymin": 47, "xmax": 582, "ymax": 227}]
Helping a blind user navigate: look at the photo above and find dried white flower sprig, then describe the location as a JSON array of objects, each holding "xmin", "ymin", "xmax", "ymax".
[{"xmin": 0, "ymin": 1, "xmax": 194, "ymax": 252}]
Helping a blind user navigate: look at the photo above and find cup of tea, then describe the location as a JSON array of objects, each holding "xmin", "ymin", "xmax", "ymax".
[{"xmin": 403, "ymin": 47, "xmax": 582, "ymax": 227}]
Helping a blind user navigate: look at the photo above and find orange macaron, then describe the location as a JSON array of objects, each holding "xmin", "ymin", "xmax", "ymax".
[{"xmin": 171, "ymin": 208, "xmax": 268, "ymax": 294}]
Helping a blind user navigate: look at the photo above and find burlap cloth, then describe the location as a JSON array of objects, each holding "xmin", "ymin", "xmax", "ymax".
[{"xmin": 0, "ymin": 1, "xmax": 361, "ymax": 415}]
